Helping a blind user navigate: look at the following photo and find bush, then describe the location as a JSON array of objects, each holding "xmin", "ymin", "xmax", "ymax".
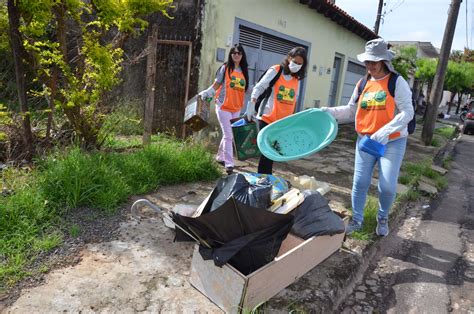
[{"xmin": 102, "ymin": 98, "xmax": 143, "ymax": 136}]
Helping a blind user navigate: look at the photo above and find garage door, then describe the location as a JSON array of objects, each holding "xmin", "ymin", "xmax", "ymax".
[
  {"xmin": 341, "ymin": 61, "xmax": 366, "ymax": 106},
  {"xmin": 238, "ymin": 25, "xmax": 306, "ymax": 111}
]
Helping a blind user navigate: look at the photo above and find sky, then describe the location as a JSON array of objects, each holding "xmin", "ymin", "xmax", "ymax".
[{"xmin": 335, "ymin": 0, "xmax": 471, "ymax": 51}]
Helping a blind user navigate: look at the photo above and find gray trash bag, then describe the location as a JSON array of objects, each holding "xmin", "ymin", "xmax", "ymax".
[{"xmin": 291, "ymin": 190, "xmax": 345, "ymax": 239}]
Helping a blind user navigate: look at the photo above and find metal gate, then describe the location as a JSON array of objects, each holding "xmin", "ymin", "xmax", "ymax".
[
  {"xmin": 341, "ymin": 61, "xmax": 366, "ymax": 106},
  {"xmin": 153, "ymin": 40, "xmax": 192, "ymax": 137}
]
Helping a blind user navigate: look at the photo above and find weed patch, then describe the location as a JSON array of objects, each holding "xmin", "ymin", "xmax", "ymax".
[
  {"xmin": 349, "ymin": 196, "xmax": 378, "ymax": 241},
  {"xmin": 434, "ymin": 126, "xmax": 456, "ymax": 139},
  {"xmin": 1, "ymin": 137, "xmax": 219, "ymax": 287}
]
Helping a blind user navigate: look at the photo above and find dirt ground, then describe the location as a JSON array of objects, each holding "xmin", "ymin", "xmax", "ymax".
[{"xmin": 1, "ymin": 123, "xmax": 453, "ymax": 313}]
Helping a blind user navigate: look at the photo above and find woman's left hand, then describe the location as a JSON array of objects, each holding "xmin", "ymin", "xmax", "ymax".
[{"xmin": 370, "ymin": 131, "xmax": 389, "ymax": 145}]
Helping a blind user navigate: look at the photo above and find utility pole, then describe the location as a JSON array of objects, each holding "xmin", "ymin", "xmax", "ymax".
[
  {"xmin": 422, "ymin": 0, "xmax": 462, "ymax": 145},
  {"xmin": 374, "ymin": 0, "xmax": 384, "ymax": 35}
]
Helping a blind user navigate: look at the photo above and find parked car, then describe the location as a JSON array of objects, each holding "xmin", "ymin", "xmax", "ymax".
[{"xmin": 463, "ymin": 108, "xmax": 474, "ymax": 134}]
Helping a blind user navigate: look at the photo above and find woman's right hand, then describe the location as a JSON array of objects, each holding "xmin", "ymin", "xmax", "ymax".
[{"xmin": 245, "ymin": 101, "xmax": 256, "ymax": 121}]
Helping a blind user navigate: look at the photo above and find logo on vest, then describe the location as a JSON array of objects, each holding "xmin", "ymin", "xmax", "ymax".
[
  {"xmin": 276, "ymin": 85, "xmax": 296, "ymax": 104},
  {"xmin": 229, "ymin": 76, "xmax": 245, "ymax": 90},
  {"xmin": 360, "ymin": 90, "xmax": 387, "ymax": 110}
]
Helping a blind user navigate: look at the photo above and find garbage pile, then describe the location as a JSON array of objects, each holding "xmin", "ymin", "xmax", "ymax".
[{"xmin": 172, "ymin": 173, "xmax": 345, "ymax": 275}]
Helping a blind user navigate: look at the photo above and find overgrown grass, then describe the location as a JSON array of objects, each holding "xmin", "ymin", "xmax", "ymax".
[
  {"xmin": 401, "ymin": 160, "xmax": 448, "ymax": 190},
  {"xmin": 397, "ymin": 189, "xmax": 420, "ymax": 202},
  {"xmin": 430, "ymin": 136, "xmax": 441, "ymax": 147},
  {"xmin": 349, "ymin": 196, "xmax": 379, "ymax": 241},
  {"xmin": 0, "ymin": 136, "xmax": 220, "ymax": 287},
  {"xmin": 442, "ymin": 155, "xmax": 454, "ymax": 169},
  {"xmin": 434, "ymin": 126, "xmax": 456, "ymax": 139}
]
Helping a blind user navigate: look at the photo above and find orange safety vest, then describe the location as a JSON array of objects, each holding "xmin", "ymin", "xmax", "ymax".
[
  {"xmin": 261, "ymin": 67, "xmax": 299, "ymax": 124},
  {"xmin": 355, "ymin": 75, "xmax": 400, "ymax": 139},
  {"xmin": 216, "ymin": 67, "xmax": 246, "ymax": 112}
]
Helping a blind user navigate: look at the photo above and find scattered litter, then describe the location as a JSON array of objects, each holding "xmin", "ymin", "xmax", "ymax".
[{"xmin": 422, "ymin": 205, "xmax": 430, "ymax": 209}]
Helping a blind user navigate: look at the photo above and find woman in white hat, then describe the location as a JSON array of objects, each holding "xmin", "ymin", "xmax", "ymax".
[{"xmin": 323, "ymin": 38, "xmax": 414, "ymax": 237}]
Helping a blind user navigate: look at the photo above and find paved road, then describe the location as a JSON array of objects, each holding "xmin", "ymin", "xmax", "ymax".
[{"xmin": 340, "ymin": 134, "xmax": 474, "ymax": 313}]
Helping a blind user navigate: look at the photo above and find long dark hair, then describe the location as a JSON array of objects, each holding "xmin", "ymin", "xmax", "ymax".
[
  {"xmin": 281, "ymin": 46, "xmax": 308, "ymax": 80},
  {"xmin": 225, "ymin": 44, "xmax": 249, "ymax": 91}
]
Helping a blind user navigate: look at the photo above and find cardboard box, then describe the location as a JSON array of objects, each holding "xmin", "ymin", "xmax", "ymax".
[
  {"xmin": 184, "ymin": 96, "xmax": 210, "ymax": 132},
  {"xmin": 190, "ymin": 231, "xmax": 344, "ymax": 313}
]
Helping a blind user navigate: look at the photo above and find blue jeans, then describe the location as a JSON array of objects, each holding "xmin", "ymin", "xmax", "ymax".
[{"xmin": 351, "ymin": 136, "xmax": 407, "ymax": 224}]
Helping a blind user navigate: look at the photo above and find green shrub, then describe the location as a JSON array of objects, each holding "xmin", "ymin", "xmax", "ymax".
[{"xmin": 102, "ymin": 98, "xmax": 143, "ymax": 136}]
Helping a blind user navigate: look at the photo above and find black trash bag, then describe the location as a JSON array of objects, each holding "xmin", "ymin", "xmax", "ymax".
[
  {"xmin": 209, "ymin": 173, "xmax": 272, "ymax": 212},
  {"xmin": 172, "ymin": 174, "xmax": 272, "ymax": 243},
  {"xmin": 291, "ymin": 191, "xmax": 345, "ymax": 239},
  {"xmin": 173, "ymin": 197, "xmax": 294, "ymax": 275}
]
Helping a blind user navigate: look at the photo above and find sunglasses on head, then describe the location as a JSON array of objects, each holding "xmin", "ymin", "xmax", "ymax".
[{"xmin": 231, "ymin": 51, "xmax": 242, "ymax": 55}]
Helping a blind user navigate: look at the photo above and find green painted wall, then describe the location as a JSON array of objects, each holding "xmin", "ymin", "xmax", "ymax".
[{"xmin": 199, "ymin": 0, "xmax": 367, "ymax": 116}]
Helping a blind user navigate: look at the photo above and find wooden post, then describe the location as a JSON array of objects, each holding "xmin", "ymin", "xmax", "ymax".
[
  {"xmin": 143, "ymin": 24, "xmax": 158, "ymax": 145},
  {"xmin": 182, "ymin": 42, "xmax": 192, "ymax": 138}
]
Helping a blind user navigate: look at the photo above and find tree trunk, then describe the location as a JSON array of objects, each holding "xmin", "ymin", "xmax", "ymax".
[
  {"xmin": 7, "ymin": 0, "xmax": 34, "ymax": 160},
  {"xmin": 447, "ymin": 92, "xmax": 456, "ymax": 114},
  {"xmin": 423, "ymin": 82, "xmax": 433, "ymax": 120},
  {"xmin": 422, "ymin": 0, "xmax": 462, "ymax": 145},
  {"xmin": 456, "ymin": 93, "xmax": 463, "ymax": 114},
  {"xmin": 53, "ymin": 1, "xmax": 99, "ymax": 149}
]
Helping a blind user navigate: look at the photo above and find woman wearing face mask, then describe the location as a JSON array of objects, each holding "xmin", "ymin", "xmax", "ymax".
[
  {"xmin": 245, "ymin": 46, "xmax": 308, "ymax": 175},
  {"xmin": 199, "ymin": 44, "xmax": 249, "ymax": 175}
]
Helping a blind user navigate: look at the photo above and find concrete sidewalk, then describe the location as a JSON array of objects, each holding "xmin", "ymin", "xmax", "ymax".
[{"xmin": 4, "ymin": 121, "xmax": 459, "ymax": 313}]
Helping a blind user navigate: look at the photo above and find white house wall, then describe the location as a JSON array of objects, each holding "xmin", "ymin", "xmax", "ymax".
[{"xmin": 199, "ymin": 0, "xmax": 368, "ymax": 118}]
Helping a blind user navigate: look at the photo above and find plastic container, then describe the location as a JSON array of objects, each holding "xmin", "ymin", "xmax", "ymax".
[
  {"xmin": 231, "ymin": 118, "xmax": 248, "ymax": 127},
  {"xmin": 359, "ymin": 135, "xmax": 386, "ymax": 158},
  {"xmin": 257, "ymin": 108, "xmax": 338, "ymax": 162}
]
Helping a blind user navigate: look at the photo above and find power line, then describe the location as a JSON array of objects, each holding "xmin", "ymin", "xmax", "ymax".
[{"xmin": 383, "ymin": 0, "xmax": 405, "ymax": 18}]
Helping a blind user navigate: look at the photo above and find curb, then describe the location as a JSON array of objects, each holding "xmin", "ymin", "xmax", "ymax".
[{"xmin": 262, "ymin": 130, "xmax": 459, "ymax": 313}]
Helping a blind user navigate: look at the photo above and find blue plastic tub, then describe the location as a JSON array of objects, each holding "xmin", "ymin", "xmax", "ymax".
[
  {"xmin": 359, "ymin": 135, "xmax": 386, "ymax": 158},
  {"xmin": 256, "ymin": 108, "xmax": 338, "ymax": 162}
]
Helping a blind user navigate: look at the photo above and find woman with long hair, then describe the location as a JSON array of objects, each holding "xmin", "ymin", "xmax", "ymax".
[
  {"xmin": 246, "ymin": 46, "xmax": 308, "ymax": 175},
  {"xmin": 199, "ymin": 44, "xmax": 249, "ymax": 175}
]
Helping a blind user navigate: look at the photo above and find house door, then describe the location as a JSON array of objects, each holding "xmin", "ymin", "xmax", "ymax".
[
  {"xmin": 237, "ymin": 25, "xmax": 307, "ymax": 111},
  {"xmin": 328, "ymin": 56, "xmax": 342, "ymax": 107},
  {"xmin": 341, "ymin": 61, "xmax": 366, "ymax": 106}
]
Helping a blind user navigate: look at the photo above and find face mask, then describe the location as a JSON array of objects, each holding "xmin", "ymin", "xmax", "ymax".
[{"xmin": 289, "ymin": 60, "xmax": 302, "ymax": 73}]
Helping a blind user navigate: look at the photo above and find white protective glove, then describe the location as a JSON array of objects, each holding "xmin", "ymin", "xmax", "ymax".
[
  {"xmin": 319, "ymin": 107, "xmax": 328, "ymax": 111},
  {"xmin": 245, "ymin": 101, "xmax": 256, "ymax": 122},
  {"xmin": 370, "ymin": 129, "xmax": 389, "ymax": 145},
  {"xmin": 198, "ymin": 86, "xmax": 216, "ymax": 101}
]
